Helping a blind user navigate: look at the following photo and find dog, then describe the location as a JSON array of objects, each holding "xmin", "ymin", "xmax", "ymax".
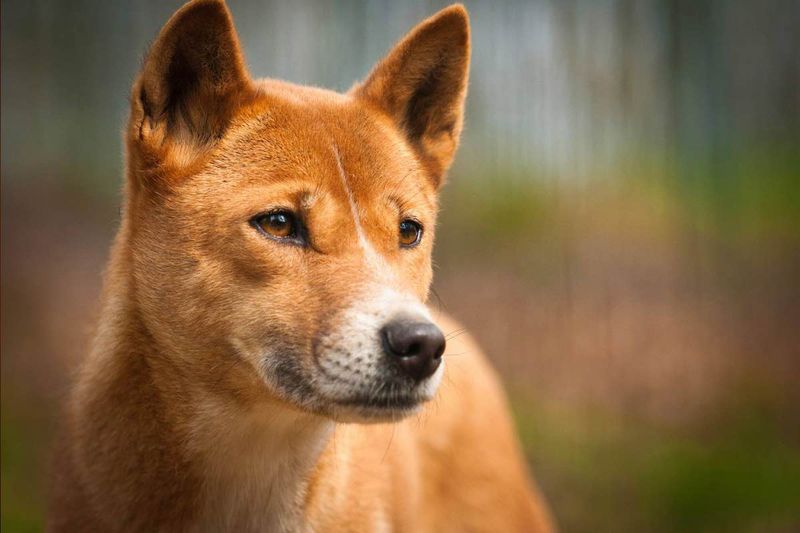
[{"xmin": 47, "ymin": 1, "xmax": 554, "ymax": 530}]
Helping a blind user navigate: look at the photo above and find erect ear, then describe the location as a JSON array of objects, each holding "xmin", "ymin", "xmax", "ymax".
[
  {"xmin": 130, "ymin": 0, "xmax": 251, "ymax": 168},
  {"xmin": 353, "ymin": 5, "xmax": 470, "ymax": 187}
]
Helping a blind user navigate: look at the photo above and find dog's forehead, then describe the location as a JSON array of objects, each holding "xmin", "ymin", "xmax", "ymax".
[{"xmin": 213, "ymin": 82, "xmax": 427, "ymax": 195}]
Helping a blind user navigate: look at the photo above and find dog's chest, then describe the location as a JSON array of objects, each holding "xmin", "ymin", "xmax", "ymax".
[{"xmin": 197, "ymin": 460, "xmax": 308, "ymax": 532}]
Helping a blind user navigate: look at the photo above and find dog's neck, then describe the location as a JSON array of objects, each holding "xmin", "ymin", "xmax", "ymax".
[
  {"xmin": 142, "ymin": 336, "xmax": 334, "ymax": 531},
  {"xmin": 188, "ymin": 394, "xmax": 334, "ymax": 532},
  {"xmin": 97, "ymin": 252, "xmax": 336, "ymax": 531},
  {"xmin": 142, "ymin": 341, "xmax": 334, "ymax": 531}
]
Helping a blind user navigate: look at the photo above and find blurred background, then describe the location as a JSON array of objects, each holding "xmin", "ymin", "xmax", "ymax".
[{"xmin": 2, "ymin": 0, "xmax": 799, "ymax": 530}]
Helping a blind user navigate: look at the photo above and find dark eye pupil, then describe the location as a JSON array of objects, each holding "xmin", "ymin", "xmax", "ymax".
[{"xmin": 270, "ymin": 213, "xmax": 288, "ymax": 227}]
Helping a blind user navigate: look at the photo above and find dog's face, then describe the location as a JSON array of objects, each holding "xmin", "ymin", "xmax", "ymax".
[{"xmin": 124, "ymin": 0, "xmax": 469, "ymax": 422}]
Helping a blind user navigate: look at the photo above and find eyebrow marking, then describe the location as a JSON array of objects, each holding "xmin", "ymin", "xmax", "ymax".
[{"xmin": 331, "ymin": 143, "xmax": 393, "ymax": 280}]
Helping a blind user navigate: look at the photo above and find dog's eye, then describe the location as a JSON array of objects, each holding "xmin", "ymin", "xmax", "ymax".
[
  {"xmin": 399, "ymin": 219, "xmax": 423, "ymax": 248},
  {"xmin": 252, "ymin": 211, "xmax": 299, "ymax": 241}
]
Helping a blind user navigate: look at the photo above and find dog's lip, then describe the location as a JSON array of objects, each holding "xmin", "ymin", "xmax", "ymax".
[
  {"xmin": 329, "ymin": 395, "xmax": 425, "ymax": 422},
  {"xmin": 311, "ymin": 358, "xmax": 432, "ymax": 411},
  {"xmin": 333, "ymin": 393, "xmax": 423, "ymax": 410},
  {"xmin": 310, "ymin": 358, "xmax": 437, "ymax": 417}
]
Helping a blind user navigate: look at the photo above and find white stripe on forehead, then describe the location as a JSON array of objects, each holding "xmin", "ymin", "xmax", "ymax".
[
  {"xmin": 331, "ymin": 143, "xmax": 368, "ymax": 250},
  {"xmin": 330, "ymin": 143, "xmax": 392, "ymax": 279}
]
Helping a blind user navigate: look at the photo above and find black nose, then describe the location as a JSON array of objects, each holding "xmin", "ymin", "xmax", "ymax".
[{"xmin": 381, "ymin": 319, "xmax": 446, "ymax": 382}]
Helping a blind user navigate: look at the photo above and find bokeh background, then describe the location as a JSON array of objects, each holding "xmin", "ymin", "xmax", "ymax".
[{"xmin": 3, "ymin": 1, "xmax": 799, "ymax": 531}]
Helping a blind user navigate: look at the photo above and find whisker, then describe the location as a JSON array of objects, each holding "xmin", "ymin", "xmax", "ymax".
[
  {"xmin": 445, "ymin": 328, "xmax": 468, "ymax": 341},
  {"xmin": 381, "ymin": 425, "xmax": 397, "ymax": 463},
  {"xmin": 429, "ymin": 287, "xmax": 446, "ymax": 313}
]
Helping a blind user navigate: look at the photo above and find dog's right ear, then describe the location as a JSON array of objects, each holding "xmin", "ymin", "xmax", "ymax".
[{"xmin": 129, "ymin": 0, "xmax": 251, "ymax": 177}]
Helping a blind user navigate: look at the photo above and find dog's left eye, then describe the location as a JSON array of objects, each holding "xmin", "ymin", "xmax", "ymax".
[
  {"xmin": 251, "ymin": 210, "xmax": 302, "ymax": 243},
  {"xmin": 399, "ymin": 219, "xmax": 423, "ymax": 248}
]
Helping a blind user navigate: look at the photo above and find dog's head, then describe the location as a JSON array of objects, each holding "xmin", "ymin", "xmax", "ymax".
[{"xmin": 123, "ymin": 0, "xmax": 469, "ymax": 422}]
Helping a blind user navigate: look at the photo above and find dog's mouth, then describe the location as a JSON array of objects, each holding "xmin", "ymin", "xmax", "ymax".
[
  {"xmin": 316, "ymin": 368, "xmax": 435, "ymax": 422},
  {"xmin": 310, "ymin": 356, "xmax": 443, "ymax": 422},
  {"xmin": 262, "ymin": 349, "xmax": 441, "ymax": 422},
  {"xmin": 338, "ymin": 393, "xmax": 420, "ymax": 409},
  {"xmin": 329, "ymin": 391, "xmax": 428, "ymax": 422}
]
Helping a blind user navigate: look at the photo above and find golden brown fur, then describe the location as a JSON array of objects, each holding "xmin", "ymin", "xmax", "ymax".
[{"xmin": 47, "ymin": 1, "xmax": 554, "ymax": 531}]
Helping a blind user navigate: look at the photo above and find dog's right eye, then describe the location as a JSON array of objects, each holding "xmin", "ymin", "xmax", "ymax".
[{"xmin": 251, "ymin": 210, "xmax": 302, "ymax": 244}]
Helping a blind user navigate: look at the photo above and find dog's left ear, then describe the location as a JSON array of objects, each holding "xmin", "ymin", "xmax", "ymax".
[{"xmin": 353, "ymin": 5, "xmax": 470, "ymax": 187}]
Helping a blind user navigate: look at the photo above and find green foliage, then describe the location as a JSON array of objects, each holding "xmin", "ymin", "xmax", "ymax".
[
  {"xmin": 1, "ymin": 400, "xmax": 47, "ymax": 533},
  {"xmin": 644, "ymin": 435, "xmax": 800, "ymax": 531},
  {"xmin": 512, "ymin": 393, "xmax": 800, "ymax": 533},
  {"xmin": 438, "ymin": 176, "xmax": 551, "ymax": 254}
]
